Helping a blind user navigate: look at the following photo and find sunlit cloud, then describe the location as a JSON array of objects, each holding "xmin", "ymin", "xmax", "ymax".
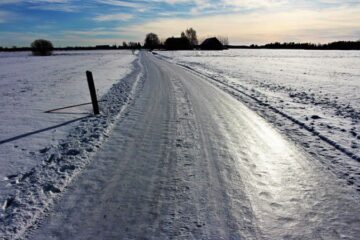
[
  {"xmin": 123, "ymin": 6, "xmax": 360, "ymax": 44},
  {"xmin": 0, "ymin": 0, "xmax": 359, "ymax": 46},
  {"xmin": 95, "ymin": 0, "xmax": 144, "ymax": 8},
  {"xmin": 220, "ymin": 0, "xmax": 287, "ymax": 8}
]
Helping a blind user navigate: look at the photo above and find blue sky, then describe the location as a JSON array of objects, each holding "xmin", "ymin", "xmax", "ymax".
[{"xmin": 0, "ymin": 0, "xmax": 359, "ymax": 47}]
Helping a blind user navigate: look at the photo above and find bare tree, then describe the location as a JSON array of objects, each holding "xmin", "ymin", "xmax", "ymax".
[
  {"xmin": 185, "ymin": 28, "xmax": 198, "ymax": 46},
  {"xmin": 217, "ymin": 36, "xmax": 229, "ymax": 46}
]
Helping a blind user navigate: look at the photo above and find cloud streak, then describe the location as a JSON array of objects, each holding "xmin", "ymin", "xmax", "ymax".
[
  {"xmin": 0, "ymin": 0, "xmax": 359, "ymax": 46},
  {"xmin": 95, "ymin": 0, "xmax": 144, "ymax": 8},
  {"xmin": 124, "ymin": 5, "xmax": 360, "ymax": 44},
  {"xmin": 94, "ymin": 13, "xmax": 134, "ymax": 21}
]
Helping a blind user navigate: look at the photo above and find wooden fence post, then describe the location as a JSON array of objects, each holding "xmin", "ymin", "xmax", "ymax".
[{"xmin": 86, "ymin": 71, "xmax": 100, "ymax": 115}]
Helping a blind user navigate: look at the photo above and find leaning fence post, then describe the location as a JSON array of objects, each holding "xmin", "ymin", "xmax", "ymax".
[{"xmin": 86, "ymin": 71, "xmax": 100, "ymax": 115}]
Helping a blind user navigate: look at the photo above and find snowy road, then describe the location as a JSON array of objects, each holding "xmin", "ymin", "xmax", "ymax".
[{"xmin": 30, "ymin": 52, "xmax": 360, "ymax": 239}]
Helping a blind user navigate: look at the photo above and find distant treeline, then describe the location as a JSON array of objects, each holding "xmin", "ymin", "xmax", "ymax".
[
  {"xmin": 0, "ymin": 42, "xmax": 142, "ymax": 52},
  {"xmin": 229, "ymin": 41, "xmax": 360, "ymax": 50},
  {"xmin": 1, "ymin": 40, "xmax": 360, "ymax": 52}
]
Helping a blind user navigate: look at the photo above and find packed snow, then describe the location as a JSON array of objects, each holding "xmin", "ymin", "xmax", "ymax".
[{"xmin": 155, "ymin": 49, "xmax": 360, "ymax": 190}]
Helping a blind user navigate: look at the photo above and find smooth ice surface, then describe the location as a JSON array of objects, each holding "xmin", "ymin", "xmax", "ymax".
[
  {"xmin": 0, "ymin": 50, "xmax": 136, "ymax": 179},
  {"xmin": 29, "ymin": 52, "xmax": 360, "ymax": 240}
]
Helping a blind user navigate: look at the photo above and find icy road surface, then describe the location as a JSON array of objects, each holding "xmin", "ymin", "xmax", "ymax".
[{"xmin": 30, "ymin": 52, "xmax": 360, "ymax": 240}]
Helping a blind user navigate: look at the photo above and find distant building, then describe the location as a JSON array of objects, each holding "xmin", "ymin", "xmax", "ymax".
[
  {"xmin": 200, "ymin": 37, "xmax": 223, "ymax": 50},
  {"xmin": 164, "ymin": 37, "xmax": 192, "ymax": 50}
]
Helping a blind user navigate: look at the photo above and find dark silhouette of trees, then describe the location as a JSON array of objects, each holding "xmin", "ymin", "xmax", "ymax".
[
  {"xmin": 200, "ymin": 37, "xmax": 224, "ymax": 50},
  {"xmin": 263, "ymin": 42, "xmax": 317, "ymax": 49},
  {"xmin": 164, "ymin": 37, "xmax": 191, "ymax": 50},
  {"xmin": 144, "ymin": 33, "xmax": 160, "ymax": 50},
  {"xmin": 323, "ymin": 41, "xmax": 360, "ymax": 50},
  {"xmin": 162, "ymin": 28, "xmax": 198, "ymax": 50},
  {"xmin": 261, "ymin": 41, "xmax": 360, "ymax": 50},
  {"xmin": 31, "ymin": 39, "xmax": 54, "ymax": 56},
  {"xmin": 185, "ymin": 28, "xmax": 198, "ymax": 47},
  {"xmin": 227, "ymin": 41, "xmax": 360, "ymax": 50},
  {"xmin": 2, "ymin": 38, "xmax": 359, "ymax": 53}
]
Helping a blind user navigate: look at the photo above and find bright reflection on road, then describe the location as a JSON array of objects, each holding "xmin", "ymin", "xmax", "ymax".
[
  {"xmin": 203, "ymin": 90, "xmax": 359, "ymax": 239},
  {"xmin": 158, "ymin": 54, "xmax": 359, "ymax": 239}
]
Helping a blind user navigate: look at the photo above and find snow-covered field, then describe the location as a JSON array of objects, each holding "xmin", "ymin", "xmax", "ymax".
[
  {"xmin": 0, "ymin": 50, "xmax": 141, "ymax": 238},
  {"xmin": 156, "ymin": 49, "xmax": 360, "ymax": 189},
  {"xmin": 0, "ymin": 50, "xmax": 136, "ymax": 179}
]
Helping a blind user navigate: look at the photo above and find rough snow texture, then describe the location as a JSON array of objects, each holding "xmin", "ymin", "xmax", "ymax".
[
  {"xmin": 0, "ymin": 50, "xmax": 136, "ymax": 180},
  {"xmin": 155, "ymin": 50, "xmax": 360, "ymax": 191},
  {"xmin": 0, "ymin": 51, "xmax": 142, "ymax": 239}
]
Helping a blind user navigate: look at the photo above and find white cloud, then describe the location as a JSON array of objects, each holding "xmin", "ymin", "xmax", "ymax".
[
  {"xmin": 94, "ymin": 13, "xmax": 133, "ymax": 21},
  {"xmin": 220, "ymin": 0, "xmax": 286, "ymax": 8},
  {"xmin": 63, "ymin": 29, "xmax": 120, "ymax": 36},
  {"xmin": 95, "ymin": 0, "xmax": 144, "ymax": 8},
  {"xmin": 152, "ymin": 0, "xmax": 192, "ymax": 4},
  {"xmin": 122, "ymin": 5, "xmax": 360, "ymax": 44},
  {"xmin": 29, "ymin": 4, "xmax": 78, "ymax": 12}
]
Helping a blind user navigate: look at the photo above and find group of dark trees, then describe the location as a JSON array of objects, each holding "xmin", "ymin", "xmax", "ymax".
[
  {"xmin": 165, "ymin": 28, "xmax": 198, "ymax": 50},
  {"xmin": 143, "ymin": 28, "xmax": 199, "ymax": 50},
  {"xmin": 0, "ymin": 39, "xmax": 56, "ymax": 55},
  {"xmin": 1, "ymin": 38, "xmax": 360, "ymax": 55},
  {"xmin": 0, "ymin": 39, "xmax": 143, "ymax": 56},
  {"xmin": 229, "ymin": 41, "xmax": 360, "ymax": 50},
  {"xmin": 122, "ymin": 41, "xmax": 142, "ymax": 49},
  {"xmin": 182, "ymin": 28, "xmax": 198, "ymax": 46},
  {"xmin": 143, "ymin": 28, "xmax": 230, "ymax": 50}
]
